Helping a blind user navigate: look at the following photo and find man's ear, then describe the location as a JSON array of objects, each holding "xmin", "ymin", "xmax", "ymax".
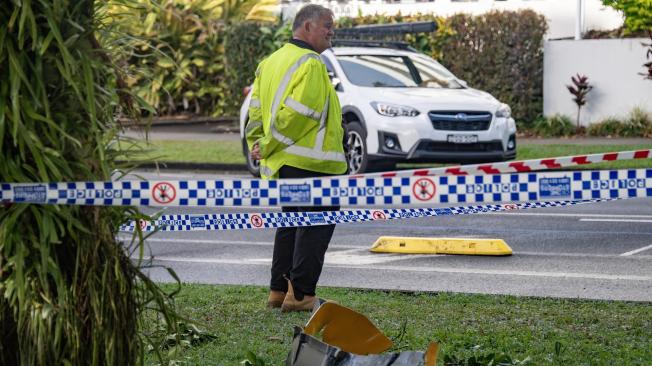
[{"xmin": 304, "ymin": 20, "xmax": 312, "ymax": 33}]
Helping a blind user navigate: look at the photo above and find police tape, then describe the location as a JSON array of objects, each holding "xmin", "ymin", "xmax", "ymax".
[
  {"xmin": 119, "ymin": 198, "xmax": 613, "ymax": 232},
  {"xmin": 2, "ymin": 168, "xmax": 651, "ymax": 208},
  {"xmin": 359, "ymin": 149, "xmax": 652, "ymax": 178}
]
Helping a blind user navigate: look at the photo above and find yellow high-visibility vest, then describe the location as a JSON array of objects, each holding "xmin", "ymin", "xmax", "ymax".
[{"xmin": 246, "ymin": 43, "xmax": 346, "ymax": 179}]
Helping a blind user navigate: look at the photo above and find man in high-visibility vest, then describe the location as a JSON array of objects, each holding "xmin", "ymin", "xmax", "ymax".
[{"xmin": 246, "ymin": 4, "xmax": 347, "ymax": 312}]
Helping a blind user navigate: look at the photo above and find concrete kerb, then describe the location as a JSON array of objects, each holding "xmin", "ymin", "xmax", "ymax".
[{"xmin": 123, "ymin": 161, "xmax": 248, "ymax": 172}]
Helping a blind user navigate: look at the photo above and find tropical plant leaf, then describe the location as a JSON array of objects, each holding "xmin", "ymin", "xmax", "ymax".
[{"xmin": 0, "ymin": 1, "xmax": 184, "ymax": 364}]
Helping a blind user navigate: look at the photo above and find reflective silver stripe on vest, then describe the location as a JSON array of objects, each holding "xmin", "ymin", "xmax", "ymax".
[
  {"xmin": 285, "ymin": 96, "xmax": 345, "ymax": 163},
  {"xmin": 284, "ymin": 97, "xmax": 322, "ymax": 121},
  {"xmin": 285, "ymin": 145, "xmax": 345, "ymax": 162},
  {"xmin": 269, "ymin": 53, "xmax": 321, "ymax": 146},
  {"xmin": 250, "ymin": 98, "xmax": 261, "ymax": 108},
  {"xmin": 271, "ymin": 126, "xmax": 295, "ymax": 145},
  {"xmin": 313, "ymin": 97, "xmax": 329, "ymax": 152},
  {"xmin": 245, "ymin": 120, "xmax": 262, "ymax": 134},
  {"xmin": 260, "ymin": 164, "xmax": 273, "ymax": 177}
]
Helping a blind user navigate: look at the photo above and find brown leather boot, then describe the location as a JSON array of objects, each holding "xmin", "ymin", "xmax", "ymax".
[
  {"xmin": 281, "ymin": 280, "xmax": 316, "ymax": 312},
  {"xmin": 267, "ymin": 290, "xmax": 286, "ymax": 309}
]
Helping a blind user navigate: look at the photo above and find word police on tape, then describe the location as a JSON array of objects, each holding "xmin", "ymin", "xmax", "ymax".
[
  {"xmin": 119, "ymin": 199, "xmax": 610, "ymax": 232},
  {"xmin": 2, "ymin": 169, "xmax": 651, "ymax": 208}
]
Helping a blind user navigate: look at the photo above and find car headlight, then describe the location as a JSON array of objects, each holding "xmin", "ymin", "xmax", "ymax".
[
  {"xmin": 371, "ymin": 102, "xmax": 420, "ymax": 117},
  {"xmin": 495, "ymin": 103, "xmax": 511, "ymax": 118}
]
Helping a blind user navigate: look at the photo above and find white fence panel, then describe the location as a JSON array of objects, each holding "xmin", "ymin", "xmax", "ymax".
[{"xmin": 544, "ymin": 38, "xmax": 652, "ymax": 126}]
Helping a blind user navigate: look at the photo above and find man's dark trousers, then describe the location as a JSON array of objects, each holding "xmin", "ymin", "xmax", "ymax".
[{"xmin": 270, "ymin": 165, "xmax": 340, "ymax": 300}]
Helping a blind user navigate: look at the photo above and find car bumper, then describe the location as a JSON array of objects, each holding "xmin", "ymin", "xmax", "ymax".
[
  {"xmin": 408, "ymin": 138, "xmax": 515, "ymax": 162},
  {"xmin": 370, "ymin": 112, "xmax": 515, "ymax": 156},
  {"xmin": 371, "ymin": 137, "xmax": 516, "ymax": 163}
]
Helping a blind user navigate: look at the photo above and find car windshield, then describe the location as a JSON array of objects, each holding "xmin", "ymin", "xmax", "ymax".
[{"xmin": 337, "ymin": 54, "xmax": 464, "ymax": 89}]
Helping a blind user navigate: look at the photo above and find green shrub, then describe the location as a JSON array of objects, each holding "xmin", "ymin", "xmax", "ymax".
[
  {"xmin": 105, "ymin": 0, "xmax": 229, "ymax": 117},
  {"xmin": 587, "ymin": 117, "xmax": 625, "ymax": 136},
  {"xmin": 583, "ymin": 26, "xmax": 650, "ymax": 39},
  {"xmin": 110, "ymin": 7, "xmax": 548, "ymax": 120},
  {"xmin": 436, "ymin": 10, "xmax": 547, "ymax": 126},
  {"xmin": 533, "ymin": 114, "xmax": 575, "ymax": 137},
  {"xmin": 601, "ymin": 0, "xmax": 652, "ymax": 33},
  {"xmin": 623, "ymin": 107, "xmax": 652, "ymax": 137},
  {"xmin": 337, "ymin": 10, "xmax": 547, "ymax": 124},
  {"xmin": 588, "ymin": 108, "xmax": 652, "ymax": 137},
  {"xmin": 1, "ymin": 1, "xmax": 181, "ymax": 364},
  {"xmin": 224, "ymin": 21, "xmax": 291, "ymax": 113}
]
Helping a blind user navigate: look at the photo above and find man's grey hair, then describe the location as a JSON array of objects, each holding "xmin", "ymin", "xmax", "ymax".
[{"xmin": 292, "ymin": 4, "xmax": 334, "ymax": 31}]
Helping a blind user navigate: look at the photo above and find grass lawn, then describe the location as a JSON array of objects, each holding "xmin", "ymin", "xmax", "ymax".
[
  {"xmin": 514, "ymin": 144, "xmax": 652, "ymax": 170},
  {"xmin": 145, "ymin": 284, "xmax": 651, "ymax": 365},
  {"xmin": 126, "ymin": 140, "xmax": 652, "ymax": 170},
  {"xmin": 124, "ymin": 140, "xmax": 246, "ymax": 164}
]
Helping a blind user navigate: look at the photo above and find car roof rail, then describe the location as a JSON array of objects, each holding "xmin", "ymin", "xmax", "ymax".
[
  {"xmin": 330, "ymin": 39, "xmax": 417, "ymax": 52},
  {"xmin": 335, "ymin": 21, "xmax": 437, "ymax": 38},
  {"xmin": 333, "ymin": 21, "xmax": 436, "ymax": 51}
]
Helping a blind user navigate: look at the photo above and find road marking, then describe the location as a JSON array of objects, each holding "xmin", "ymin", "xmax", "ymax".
[
  {"xmin": 579, "ymin": 219, "xmax": 652, "ymax": 223},
  {"xmin": 517, "ymin": 251, "xmax": 652, "ymax": 259},
  {"xmin": 325, "ymin": 249, "xmax": 439, "ymax": 265},
  {"xmin": 620, "ymin": 244, "xmax": 652, "ymax": 256},
  {"xmin": 247, "ymin": 249, "xmax": 419, "ymax": 265},
  {"xmin": 136, "ymin": 256, "xmax": 652, "ymax": 281},
  {"xmin": 119, "ymin": 237, "xmax": 652, "ymax": 259},
  {"xmin": 117, "ymin": 236, "xmax": 361, "ymax": 249},
  {"xmin": 337, "ymin": 264, "xmax": 651, "ymax": 281},
  {"xmin": 491, "ymin": 212, "xmax": 652, "ymax": 219}
]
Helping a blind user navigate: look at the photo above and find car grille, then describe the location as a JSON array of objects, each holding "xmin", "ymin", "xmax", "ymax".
[
  {"xmin": 417, "ymin": 141, "xmax": 503, "ymax": 152},
  {"xmin": 428, "ymin": 111, "xmax": 492, "ymax": 131}
]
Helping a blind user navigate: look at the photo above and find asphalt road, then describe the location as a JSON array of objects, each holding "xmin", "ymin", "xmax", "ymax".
[{"xmin": 118, "ymin": 170, "xmax": 652, "ymax": 302}]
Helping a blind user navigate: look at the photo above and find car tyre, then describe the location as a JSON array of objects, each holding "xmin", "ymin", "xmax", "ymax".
[{"xmin": 344, "ymin": 122, "xmax": 368, "ymax": 174}]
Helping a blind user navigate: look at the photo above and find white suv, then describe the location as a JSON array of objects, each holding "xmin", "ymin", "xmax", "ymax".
[{"xmin": 239, "ymin": 46, "xmax": 517, "ymax": 175}]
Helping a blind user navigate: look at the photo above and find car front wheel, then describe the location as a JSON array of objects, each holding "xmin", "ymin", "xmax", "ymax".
[{"xmin": 344, "ymin": 122, "xmax": 368, "ymax": 174}]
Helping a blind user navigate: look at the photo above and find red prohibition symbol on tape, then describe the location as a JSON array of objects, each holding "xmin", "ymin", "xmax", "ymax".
[
  {"xmin": 412, "ymin": 178, "xmax": 436, "ymax": 201},
  {"xmin": 152, "ymin": 182, "xmax": 176, "ymax": 204},
  {"xmin": 503, "ymin": 204, "xmax": 518, "ymax": 210},
  {"xmin": 372, "ymin": 210, "xmax": 386, "ymax": 220},
  {"xmin": 138, "ymin": 219, "xmax": 148, "ymax": 230},
  {"xmin": 250, "ymin": 214, "xmax": 263, "ymax": 228}
]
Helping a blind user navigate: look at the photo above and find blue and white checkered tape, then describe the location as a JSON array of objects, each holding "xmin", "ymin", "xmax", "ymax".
[
  {"xmin": 2, "ymin": 169, "xmax": 651, "ymax": 207},
  {"xmin": 118, "ymin": 199, "xmax": 611, "ymax": 232}
]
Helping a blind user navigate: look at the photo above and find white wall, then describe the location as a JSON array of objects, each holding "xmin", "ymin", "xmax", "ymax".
[
  {"xmin": 544, "ymin": 38, "xmax": 652, "ymax": 125},
  {"xmin": 282, "ymin": 0, "xmax": 624, "ymax": 39}
]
